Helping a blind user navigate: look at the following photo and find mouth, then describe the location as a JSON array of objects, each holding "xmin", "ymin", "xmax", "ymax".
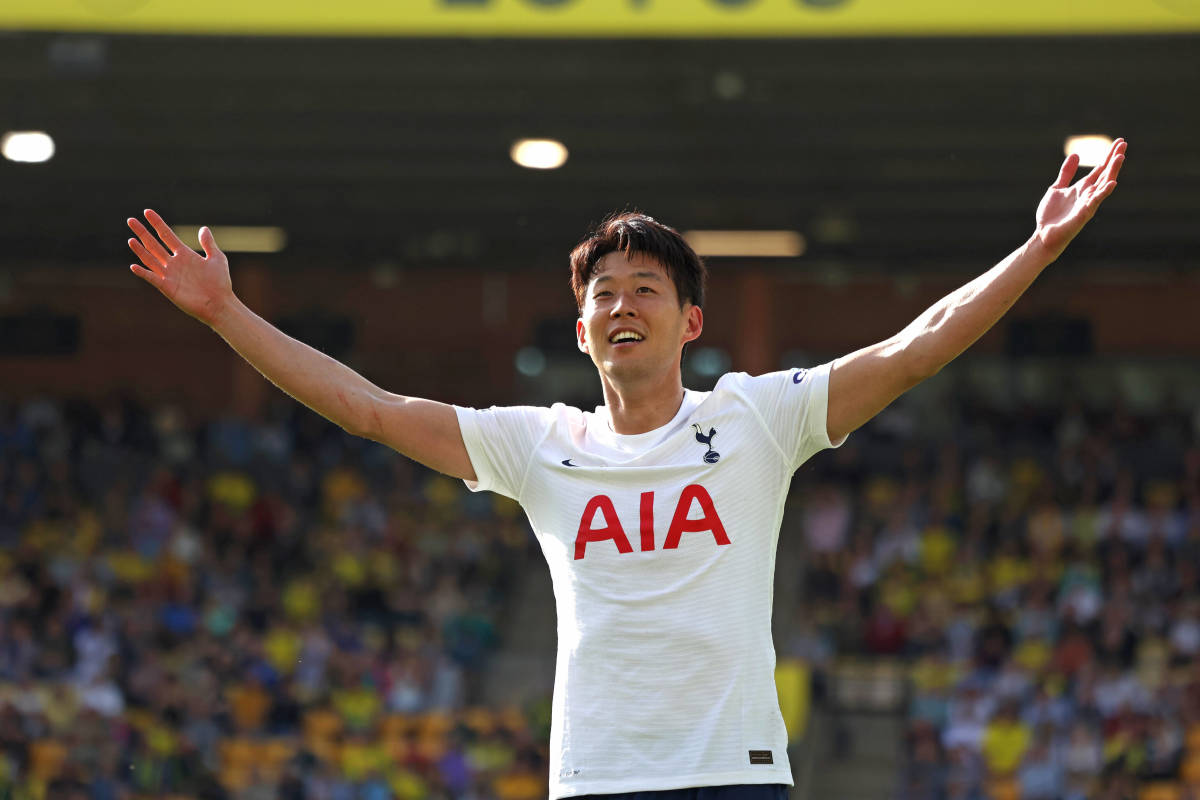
[{"xmin": 608, "ymin": 330, "xmax": 645, "ymax": 348}]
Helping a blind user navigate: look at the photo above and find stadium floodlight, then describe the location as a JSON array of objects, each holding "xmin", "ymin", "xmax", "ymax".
[
  {"xmin": 174, "ymin": 225, "xmax": 288, "ymax": 253},
  {"xmin": 1065, "ymin": 135, "xmax": 1115, "ymax": 168},
  {"xmin": 2, "ymin": 131, "xmax": 55, "ymax": 163},
  {"xmin": 689, "ymin": 347, "xmax": 731, "ymax": 377},
  {"xmin": 510, "ymin": 138, "xmax": 568, "ymax": 170},
  {"xmin": 682, "ymin": 230, "xmax": 806, "ymax": 258},
  {"xmin": 515, "ymin": 346, "xmax": 547, "ymax": 376}
]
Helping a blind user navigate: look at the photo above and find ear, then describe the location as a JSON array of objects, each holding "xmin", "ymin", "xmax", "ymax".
[
  {"xmin": 576, "ymin": 317, "xmax": 589, "ymax": 354},
  {"xmin": 682, "ymin": 304, "xmax": 703, "ymax": 345}
]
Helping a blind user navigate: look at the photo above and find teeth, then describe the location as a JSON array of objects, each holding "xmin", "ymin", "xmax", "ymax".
[{"xmin": 610, "ymin": 331, "xmax": 644, "ymax": 343}]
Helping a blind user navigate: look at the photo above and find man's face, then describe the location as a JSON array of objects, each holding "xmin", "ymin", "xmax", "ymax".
[{"xmin": 576, "ymin": 251, "xmax": 702, "ymax": 383}]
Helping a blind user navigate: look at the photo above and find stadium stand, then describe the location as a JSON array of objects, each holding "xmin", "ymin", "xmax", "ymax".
[
  {"xmin": 786, "ymin": 369, "xmax": 1199, "ymax": 800},
  {"xmin": 1, "ymin": 357, "xmax": 1197, "ymax": 798},
  {"xmin": 0, "ymin": 393, "xmax": 548, "ymax": 799}
]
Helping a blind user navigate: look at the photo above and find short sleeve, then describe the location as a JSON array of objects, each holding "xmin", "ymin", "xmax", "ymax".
[
  {"xmin": 723, "ymin": 361, "xmax": 847, "ymax": 472},
  {"xmin": 453, "ymin": 404, "xmax": 556, "ymax": 501}
]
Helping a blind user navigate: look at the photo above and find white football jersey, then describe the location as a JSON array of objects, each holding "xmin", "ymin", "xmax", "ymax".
[{"xmin": 454, "ymin": 362, "xmax": 845, "ymax": 797}]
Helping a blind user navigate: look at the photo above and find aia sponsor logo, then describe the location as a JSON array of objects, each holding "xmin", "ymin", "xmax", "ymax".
[{"xmin": 573, "ymin": 484, "xmax": 729, "ymax": 560}]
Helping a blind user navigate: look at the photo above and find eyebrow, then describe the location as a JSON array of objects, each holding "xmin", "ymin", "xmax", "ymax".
[{"xmin": 592, "ymin": 271, "xmax": 665, "ymax": 285}]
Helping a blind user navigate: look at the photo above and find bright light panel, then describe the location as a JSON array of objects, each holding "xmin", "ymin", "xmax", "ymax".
[
  {"xmin": 2, "ymin": 131, "xmax": 55, "ymax": 163},
  {"xmin": 1065, "ymin": 135, "xmax": 1114, "ymax": 168},
  {"xmin": 511, "ymin": 139, "xmax": 568, "ymax": 170},
  {"xmin": 174, "ymin": 226, "xmax": 288, "ymax": 253},
  {"xmin": 683, "ymin": 230, "xmax": 806, "ymax": 258}
]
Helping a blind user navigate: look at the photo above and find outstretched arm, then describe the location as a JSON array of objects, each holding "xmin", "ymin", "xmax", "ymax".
[
  {"xmin": 825, "ymin": 138, "xmax": 1127, "ymax": 445},
  {"xmin": 127, "ymin": 209, "xmax": 476, "ymax": 481}
]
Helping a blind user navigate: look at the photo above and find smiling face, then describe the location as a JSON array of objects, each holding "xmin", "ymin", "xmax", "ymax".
[{"xmin": 576, "ymin": 250, "xmax": 703, "ymax": 386}]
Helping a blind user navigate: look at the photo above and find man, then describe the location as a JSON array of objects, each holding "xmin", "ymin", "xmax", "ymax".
[{"xmin": 126, "ymin": 138, "xmax": 1126, "ymax": 798}]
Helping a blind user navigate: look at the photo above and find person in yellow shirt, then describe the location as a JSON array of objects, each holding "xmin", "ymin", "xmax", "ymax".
[
  {"xmin": 982, "ymin": 701, "xmax": 1032, "ymax": 776},
  {"xmin": 919, "ymin": 522, "xmax": 957, "ymax": 577}
]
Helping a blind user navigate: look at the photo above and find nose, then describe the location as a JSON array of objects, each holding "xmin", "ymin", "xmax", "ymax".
[{"xmin": 609, "ymin": 289, "xmax": 638, "ymax": 317}]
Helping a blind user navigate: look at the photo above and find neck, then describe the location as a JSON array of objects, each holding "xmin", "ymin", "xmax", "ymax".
[{"xmin": 600, "ymin": 366, "xmax": 686, "ymax": 435}]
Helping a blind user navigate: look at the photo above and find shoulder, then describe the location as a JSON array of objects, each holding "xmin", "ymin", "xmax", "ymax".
[
  {"xmin": 457, "ymin": 402, "xmax": 582, "ymax": 425},
  {"xmin": 550, "ymin": 402, "xmax": 588, "ymax": 430},
  {"xmin": 715, "ymin": 364, "xmax": 829, "ymax": 391},
  {"xmin": 712, "ymin": 368, "xmax": 810, "ymax": 394}
]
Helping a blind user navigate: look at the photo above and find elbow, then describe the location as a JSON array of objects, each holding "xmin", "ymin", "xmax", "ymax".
[
  {"xmin": 356, "ymin": 391, "xmax": 405, "ymax": 444},
  {"xmin": 339, "ymin": 390, "xmax": 386, "ymax": 442},
  {"xmin": 901, "ymin": 336, "xmax": 947, "ymax": 384},
  {"xmin": 885, "ymin": 332, "xmax": 941, "ymax": 386},
  {"xmin": 906, "ymin": 352, "xmax": 944, "ymax": 385},
  {"xmin": 917, "ymin": 359, "xmax": 944, "ymax": 382},
  {"xmin": 354, "ymin": 398, "xmax": 387, "ymax": 442},
  {"xmin": 332, "ymin": 388, "xmax": 368, "ymax": 440}
]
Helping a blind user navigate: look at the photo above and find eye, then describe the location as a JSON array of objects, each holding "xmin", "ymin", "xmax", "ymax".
[
  {"xmin": 637, "ymin": 286, "xmax": 655, "ymax": 294},
  {"xmin": 593, "ymin": 290, "xmax": 612, "ymax": 299}
]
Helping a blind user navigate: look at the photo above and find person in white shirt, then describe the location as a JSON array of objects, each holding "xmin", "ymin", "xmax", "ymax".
[{"xmin": 125, "ymin": 138, "xmax": 1125, "ymax": 799}]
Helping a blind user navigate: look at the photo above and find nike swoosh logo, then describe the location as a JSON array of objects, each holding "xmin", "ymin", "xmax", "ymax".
[
  {"xmin": 562, "ymin": 459, "xmax": 579, "ymax": 467},
  {"xmin": 792, "ymin": 370, "xmax": 807, "ymax": 384}
]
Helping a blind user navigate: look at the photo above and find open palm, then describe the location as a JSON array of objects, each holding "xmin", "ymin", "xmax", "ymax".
[
  {"xmin": 1034, "ymin": 138, "xmax": 1126, "ymax": 262},
  {"xmin": 127, "ymin": 209, "xmax": 234, "ymax": 327}
]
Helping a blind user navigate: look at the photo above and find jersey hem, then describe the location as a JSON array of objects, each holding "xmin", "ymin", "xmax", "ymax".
[{"xmin": 550, "ymin": 768, "xmax": 795, "ymax": 797}]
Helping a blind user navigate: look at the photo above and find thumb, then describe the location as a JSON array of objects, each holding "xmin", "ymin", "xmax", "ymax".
[
  {"xmin": 1051, "ymin": 153, "xmax": 1078, "ymax": 189},
  {"xmin": 198, "ymin": 226, "xmax": 223, "ymax": 259}
]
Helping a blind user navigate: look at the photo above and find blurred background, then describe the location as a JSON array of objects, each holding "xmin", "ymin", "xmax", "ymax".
[{"xmin": 2, "ymin": 1, "xmax": 1200, "ymax": 798}]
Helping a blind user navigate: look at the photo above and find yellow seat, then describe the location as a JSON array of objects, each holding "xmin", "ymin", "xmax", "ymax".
[
  {"xmin": 415, "ymin": 732, "xmax": 448, "ymax": 761},
  {"xmin": 418, "ymin": 710, "xmax": 453, "ymax": 736},
  {"xmin": 1138, "ymin": 781, "xmax": 1183, "ymax": 800},
  {"xmin": 219, "ymin": 763, "xmax": 252, "ymax": 791},
  {"xmin": 1181, "ymin": 752, "xmax": 1200, "ymax": 784},
  {"xmin": 303, "ymin": 708, "xmax": 344, "ymax": 763},
  {"xmin": 226, "ymin": 683, "xmax": 271, "ymax": 732},
  {"xmin": 218, "ymin": 738, "xmax": 257, "ymax": 772},
  {"xmin": 258, "ymin": 739, "xmax": 298, "ymax": 778},
  {"xmin": 985, "ymin": 776, "xmax": 1021, "ymax": 800},
  {"xmin": 497, "ymin": 706, "xmax": 528, "ymax": 733},
  {"xmin": 462, "ymin": 706, "xmax": 496, "ymax": 734},
  {"xmin": 29, "ymin": 739, "xmax": 68, "ymax": 781},
  {"xmin": 380, "ymin": 713, "xmax": 414, "ymax": 739},
  {"xmin": 493, "ymin": 771, "xmax": 546, "ymax": 800},
  {"xmin": 380, "ymin": 714, "xmax": 414, "ymax": 760}
]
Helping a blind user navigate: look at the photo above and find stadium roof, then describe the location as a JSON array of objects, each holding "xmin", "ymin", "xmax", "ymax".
[{"xmin": 1, "ymin": 32, "xmax": 1196, "ymax": 273}]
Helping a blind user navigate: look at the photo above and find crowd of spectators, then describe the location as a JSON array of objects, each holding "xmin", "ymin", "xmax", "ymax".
[
  {"xmin": 786, "ymin": 380, "xmax": 1200, "ymax": 800},
  {"xmin": 0, "ymin": 393, "xmax": 550, "ymax": 799},
  {"xmin": 4, "ymin": 366, "xmax": 1198, "ymax": 800}
]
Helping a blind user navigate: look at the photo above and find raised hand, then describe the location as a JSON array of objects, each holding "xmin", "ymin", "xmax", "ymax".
[
  {"xmin": 127, "ymin": 209, "xmax": 234, "ymax": 327},
  {"xmin": 1033, "ymin": 138, "xmax": 1127, "ymax": 262}
]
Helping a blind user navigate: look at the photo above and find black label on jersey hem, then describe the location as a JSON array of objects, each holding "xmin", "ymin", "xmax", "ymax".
[{"xmin": 749, "ymin": 750, "xmax": 774, "ymax": 765}]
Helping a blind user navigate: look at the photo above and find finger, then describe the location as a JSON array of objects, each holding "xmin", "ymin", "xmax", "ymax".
[
  {"xmin": 127, "ymin": 218, "xmax": 172, "ymax": 266},
  {"xmin": 198, "ymin": 226, "xmax": 223, "ymax": 260},
  {"xmin": 1052, "ymin": 153, "xmax": 1079, "ymax": 189},
  {"xmin": 1098, "ymin": 154, "xmax": 1125, "ymax": 189},
  {"xmin": 129, "ymin": 263, "xmax": 163, "ymax": 286},
  {"xmin": 128, "ymin": 238, "xmax": 167, "ymax": 279},
  {"xmin": 144, "ymin": 208, "xmax": 193, "ymax": 256},
  {"xmin": 1081, "ymin": 139, "xmax": 1124, "ymax": 190},
  {"xmin": 1105, "ymin": 151, "xmax": 1126, "ymax": 184},
  {"xmin": 1085, "ymin": 180, "xmax": 1118, "ymax": 213}
]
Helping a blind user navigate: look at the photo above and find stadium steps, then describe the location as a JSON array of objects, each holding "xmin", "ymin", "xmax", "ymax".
[
  {"xmin": 771, "ymin": 512, "xmax": 807, "ymax": 646},
  {"xmin": 801, "ymin": 710, "xmax": 904, "ymax": 800},
  {"xmin": 481, "ymin": 557, "xmax": 558, "ymax": 706}
]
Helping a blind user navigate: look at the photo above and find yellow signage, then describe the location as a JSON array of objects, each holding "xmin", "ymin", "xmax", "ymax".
[{"xmin": 3, "ymin": 0, "xmax": 1198, "ymax": 37}]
